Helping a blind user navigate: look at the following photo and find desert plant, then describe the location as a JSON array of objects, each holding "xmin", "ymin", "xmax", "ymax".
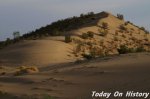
[
  {"xmin": 82, "ymin": 53, "xmax": 93, "ymax": 60},
  {"xmin": 124, "ymin": 21, "xmax": 129, "ymax": 26},
  {"xmin": 101, "ymin": 22, "xmax": 108, "ymax": 29},
  {"xmin": 117, "ymin": 45, "xmax": 129, "ymax": 54},
  {"xmin": 14, "ymin": 66, "xmax": 39, "ymax": 76},
  {"xmin": 117, "ymin": 14, "xmax": 124, "ymax": 20},
  {"xmin": 73, "ymin": 43, "xmax": 84, "ymax": 55},
  {"xmin": 136, "ymin": 46, "xmax": 145, "ymax": 52},
  {"xmin": 119, "ymin": 25, "xmax": 127, "ymax": 31},
  {"xmin": 81, "ymin": 33, "xmax": 89, "ymax": 39},
  {"xmin": 128, "ymin": 48, "xmax": 136, "ymax": 53},
  {"xmin": 65, "ymin": 34, "xmax": 72, "ymax": 43},
  {"xmin": 140, "ymin": 27, "xmax": 145, "ymax": 31},
  {"xmin": 87, "ymin": 31, "xmax": 94, "ymax": 38},
  {"xmin": 99, "ymin": 29, "xmax": 108, "ymax": 37}
]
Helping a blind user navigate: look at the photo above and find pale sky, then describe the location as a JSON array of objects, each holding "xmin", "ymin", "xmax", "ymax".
[{"xmin": 0, "ymin": 0, "xmax": 150, "ymax": 41}]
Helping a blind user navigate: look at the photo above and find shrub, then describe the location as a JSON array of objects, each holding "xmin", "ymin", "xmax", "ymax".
[
  {"xmin": 87, "ymin": 31, "xmax": 94, "ymax": 38},
  {"xmin": 81, "ymin": 32, "xmax": 94, "ymax": 39},
  {"xmin": 124, "ymin": 21, "xmax": 129, "ymax": 26},
  {"xmin": 140, "ymin": 27, "xmax": 145, "ymax": 31},
  {"xmin": 117, "ymin": 45, "xmax": 129, "ymax": 54},
  {"xmin": 136, "ymin": 46, "xmax": 145, "ymax": 52},
  {"xmin": 82, "ymin": 53, "xmax": 93, "ymax": 60},
  {"xmin": 117, "ymin": 14, "xmax": 124, "ymax": 20},
  {"xmin": 65, "ymin": 34, "xmax": 72, "ymax": 43},
  {"xmin": 99, "ymin": 29, "xmax": 108, "ymax": 37},
  {"xmin": 102, "ymin": 22, "xmax": 108, "ymax": 29},
  {"xmin": 128, "ymin": 48, "xmax": 136, "ymax": 53},
  {"xmin": 74, "ymin": 43, "xmax": 83, "ymax": 54},
  {"xmin": 81, "ymin": 33, "xmax": 89, "ymax": 39},
  {"xmin": 14, "ymin": 66, "xmax": 39, "ymax": 76},
  {"xmin": 119, "ymin": 25, "xmax": 127, "ymax": 31}
]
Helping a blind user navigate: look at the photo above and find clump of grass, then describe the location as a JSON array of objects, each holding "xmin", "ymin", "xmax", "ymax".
[
  {"xmin": 87, "ymin": 31, "xmax": 94, "ymax": 38},
  {"xmin": 81, "ymin": 33, "xmax": 89, "ymax": 39},
  {"xmin": 101, "ymin": 22, "xmax": 108, "ymax": 29},
  {"xmin": 81, "ymin": 31, "xmax": 94, "ymax": 39},
  {"xmin": 119, "ymin": 24, "xmax": 127, "ymax": 31},
  {"xmin": 14, "ymin": 66, "xmax": 39, "ymax": 76},
  {"xmin": 98, "ymin": 29, "xmax": 108, "ymax": 37}
]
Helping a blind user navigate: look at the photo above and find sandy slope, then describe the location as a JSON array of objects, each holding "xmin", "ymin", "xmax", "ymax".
[
  {"xmin": 0, "ymin": 37, "xmax": 76, "ymax": 67},
  {"xmin": 0, "ymin": 12, "xmax": 150, "ymax": 99},
  {"xmin": 0, "ymin": 53, "xmax": 150, "ymax": 99}
]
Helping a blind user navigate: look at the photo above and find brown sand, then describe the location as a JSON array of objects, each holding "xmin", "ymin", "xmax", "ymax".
[
  {"xmin": 0, "ymin": 37, "xmax": 76, "ymax": 67},
  {"xmin": 0, "ymin": 52, "xmax": 150, "ymax": 99}
]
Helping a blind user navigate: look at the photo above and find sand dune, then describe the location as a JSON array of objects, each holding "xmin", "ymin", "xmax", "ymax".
[
  {"xmin": 0, "ymin": 53, "xmax": 150, "ymax": 99},
  {"xmin": 0, "ymin": 37, "xmax": 76, "ymax": 67},
  {"xmin": 0, "ymin": 12, "xmax": 150, "ymax": 99}
]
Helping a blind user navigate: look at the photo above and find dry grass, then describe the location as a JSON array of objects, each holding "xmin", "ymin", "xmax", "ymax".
[{"xmin": 14, "ymin": 66, "xmax": 39, "ymax": 76}]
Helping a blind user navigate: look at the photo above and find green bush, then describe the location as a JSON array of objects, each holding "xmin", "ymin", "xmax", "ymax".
[
  {"xmin": 117, "ymin": 45, "xmax": 129, "ymax": 54},
  {"xmin": 65, "ymin": 35, "xmax": 72, "ymax": 43}
]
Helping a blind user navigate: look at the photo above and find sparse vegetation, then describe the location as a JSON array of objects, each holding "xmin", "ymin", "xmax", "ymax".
[
  {"xmin": 118, "ymin": 45, "xmax": 131, "ymax": 54},
  {"xmin": 81, "ymin": 33, "xmax": 89, "ymax": 39},
  {"xmin": 117, "ymin": 14, "xmax": 124, "ymax": 20},
  {"xmin": 118, "ymin": 45, "xmax": 146, "ymax": 54},
  {"xmin": 82, "ymin": 53, "xmax": 93, "ymax": 60},
  {"xmin": 101, "ymin": 22, "xmax": 108, "ymax": 29},
  {"xmin": 14, "ymin": 66, "xmax": 39, "ymax": 76},
  {"xmin": 119, "ymin": 24, "xmax": 127, "ymax": 31},
  {"xmin": 99, "ymin": 29, "xmax": 108, "ymax": 37},
  {"xmin": 81, "ymin": 31, "xmax": 94, "ymax": 39},
  {"xmin": 87, "ymin": 31, "xmax": 94, "ymax": 38},
  {"xmin": 65, "ymin": 34, "xmax": 72, "ymax": 43},
  {"xmin": 124, "ymin": 21, "xmax": 129, "ymax": 26},
  {"xmin": 136, "ymin": 46, "xmax": 146, "ymax": 52},
  {"xmin": 21, "ymin": 12, "xmax": 108, "ymax": 39}
]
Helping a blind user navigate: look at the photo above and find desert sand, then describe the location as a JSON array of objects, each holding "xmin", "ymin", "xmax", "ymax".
[
  {"xmin": 0, "ymin": 53, "xmax": 150, "ymax": 99},
  {"xmin": 0, "ymin": 36, "xmax": 76, "ymax": 67},
  {"xmin": 0, "ymin": 12, "xmax": 150, "ymax": 99}
]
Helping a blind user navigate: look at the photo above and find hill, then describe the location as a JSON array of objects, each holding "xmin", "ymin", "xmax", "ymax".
[
  {"xmin": 0, "ymin": 11, "xmax": 150, "ymax": 99},
  {"xmin": 0, "ymin": 11, "xmax": 150, "ymax": 66}
]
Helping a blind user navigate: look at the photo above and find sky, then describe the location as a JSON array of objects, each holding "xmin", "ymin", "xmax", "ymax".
[{"xmin": 0, "ymin": 0, "xmax": 150, "ymax": 41}]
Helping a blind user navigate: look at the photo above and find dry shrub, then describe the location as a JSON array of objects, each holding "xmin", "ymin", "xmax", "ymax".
[
  {"xmin": 14, "ymin": 66, "xmax": 39, "ymax": 76},
  {"xmin": 98, "ymin": 29, "xmax": 108, "ymax": 37}
]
